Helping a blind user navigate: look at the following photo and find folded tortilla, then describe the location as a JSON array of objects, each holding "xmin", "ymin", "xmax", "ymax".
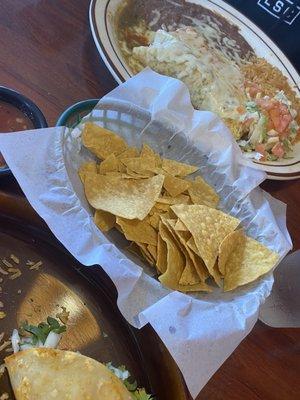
[{"xmin": 5, "ymin": 348, "xmax": 132, "ymax": 399}]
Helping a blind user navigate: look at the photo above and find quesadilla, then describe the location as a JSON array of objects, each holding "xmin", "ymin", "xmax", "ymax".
[{"xmin": 5, "ymin": 348, "xmax": 132, "ymax": 400}]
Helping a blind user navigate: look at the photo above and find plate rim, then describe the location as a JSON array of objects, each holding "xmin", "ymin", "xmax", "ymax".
[{"xmin": 89, "ymin": 0, "xmax": 300, "ymax": 180}]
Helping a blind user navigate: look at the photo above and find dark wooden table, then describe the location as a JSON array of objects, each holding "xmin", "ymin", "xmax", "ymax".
[{"xmin": 0, "ymin": 1, "xmax": 299, "ymax": 399}]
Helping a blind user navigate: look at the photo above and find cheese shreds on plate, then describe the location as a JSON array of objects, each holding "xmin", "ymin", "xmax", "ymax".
[
  {"xmin": 0, "ymin": 312, "xmax": 6, "ymax": 320},
  {"xmin": 29, "ymin": 261, "xmax": 43, "ymax": 271},
  {"xmin": 10, "ymin": 254, "xmax": 19, "ymax": 264},
  {"xmin": 0, "ymin": 267, "xmax": 8, "ymax": 275},
  {"xmin": 1, "ymin": 260, "xmax": 13, "ymax": 269}
]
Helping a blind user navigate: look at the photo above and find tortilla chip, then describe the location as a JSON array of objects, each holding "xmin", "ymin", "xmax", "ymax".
[
  {"xmin": 116, "ymin": 217, "xmax": 157, "ymax": 246},
  {"xmin": 218, "ymin": 229, "xmax": 244, "ymax": 276},
  {"xmin": 174, "ymin": 229, "xmax": 209, "ymax": 282},
  {"xmin": 212, "ymin": 262, "xmax": 223, "ymax": 287},
  {"xmin": 125, "ymin": 168, "xmax": 152, "ymax": 179},
  {"xmin": 172, "ymin": 204, "xmax": 240, "ymax": 281},
  {"xmin": 177, "ymin": 282, "xmax": 213, "ymax": 292},
  {"xmin": 188, "ymin": 176, "xmax": 219, "ymax": 208},
  {"xmin": 186, "ymin": 237, "xmax": 199, "ymax": 254},
  {"xmin": 164, "ymin": 218, "xmax": 208, "ymax": 283},
  {"xmin": 121, "ymin": 156, "xmax": 156, "ymax": 176},
  {"xmin": 103, "ymin": 171, "xmax": 138, "ymax": 179},
  {"xmin": 163, "ymin": 174, "xmax": 191, "ymax": 197},
  {"xmin": 140, "ymin": 144, "xmax": 161, "ymax": 166},
  {"xmin": 179, "ymin": 263, "xmax": 201, "ymax": 285},
  {"xmin": 117, "ymin": 147, "xmax": 139, "ymax": 158},
  {"xmin": 158, "ymin": 222, "xmax": 185, "ymax": 289},
  {"xmin": 174, "ymin": 219, "xmax": 188, "ymax": 231},
  {"xmin": 153, "ymin": 202, "xmax": 170, "ymax": 213},
  {"xmin": 127, "ymin": 242, "xmax": 155, "ymax": 267},
  {"xmin": 84, "ymin": 173, "xmax": 164, "ymax": 220},
  {"xmin": 149, "ymin": 213, "xmax": 160, "ymax": 230},
  {"xmin": 160, "ymin": 218, "xmax": 198, "ymax": 285},
  {"xmin": 82, "ymin": 122, "xmax": 127, "ymax": 159},
  {"xmin": 156, "ymin": 194, "xmax": 190, "ymax": 205},
  {"xmin": 136, "ymin": 243, "xmax": 156, "ymax": 266},
  {"xmin": 157, "ymin": 231, "xmax": 168, "ymax": 273},
  {"xmin": 78, "ymin": 162, "xmax": 98, "ymax": 183},
  {"xmin": 126, "ymin": 242, "xmax": 142, "ymax": 258},
  {"xmin": 117, "ymin": 159, "xmax": 127, "ymax": 173},
  {"xmin": 94, "ymin": 210, "xmax": 116, "ymax": 232},
  {"xmin": 99, "ymin": 154, "xmax": 119, "ymax": 174},
  {"xmin": 224, "ymin": 234, "xmax": 279, "ymax": 291},
  {"xmin": 147, "ymin": 244, "xmax": 157, "ymax": 261},
  {"xmin": 162, "ymin": 158, "xmax": 198, "ymax": 177},
  {"xmin": 140, "ymin": 143, "xmax": 155, "ymax": 157}
]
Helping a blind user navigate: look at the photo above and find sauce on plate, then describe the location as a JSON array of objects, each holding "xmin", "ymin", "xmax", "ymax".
[{"xmin": 0, "ymin": 101, "xmax": 34, "ymax": 168}]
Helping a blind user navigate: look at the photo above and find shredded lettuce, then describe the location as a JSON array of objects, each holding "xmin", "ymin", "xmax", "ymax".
[
  {"xmin": 274, "ymin": 90, "xmax": 291, "ymax": 108},
  {"xmin": 249, "ymin": 114, "xmax": 267, "ymax": 145},
  {"xmin": 282, "ymin": 139, "xmax": 293, "ymax": 153},
  {"xmin": 258, "ymin": 126, "xmax": 268, "ymax": 144},
  {"xmin": 289, "ymin": 121, "xmax": 298, "ymax": 140},
  {"xmin": 245, "ymin": 101, "xmax": 258, "ymax": 113}
]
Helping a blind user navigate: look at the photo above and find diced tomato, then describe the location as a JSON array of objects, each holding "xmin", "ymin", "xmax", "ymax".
[
  {"xmin": 266, "ymin": 117, "xmax": 275, "ymax": 131},
  {"xmin": 255, "ymin": 144, "xmax": 268, "ymax": 161},
  {"xmin": 247, "ymin": 83, "xmax": 260, "ymax": 98},
  {"xmin": 256, "ymin": 98, "xmax": 276, "ymax": 111},
  {"xmin": 242, "ymin": 117, "xmax": 254, "ymax": 128},
  {"xmin": 255, "ymin": 143, "xmax": 266, "ymax": 155},
  {"xmin": 269, "ymin": 103, "xmax": 292, "ymax": 134},
  {"xmin": 271, "ymin": 142, "xmax": 285, "ymax": 158},
  {"xmin": 237, "ymin": 105, "xmax": 246, "ymax": 114}
]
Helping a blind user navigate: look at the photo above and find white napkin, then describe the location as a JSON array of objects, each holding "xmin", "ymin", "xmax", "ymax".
[{"xmin": 0, "ymin": 69, "xmax": 292, "ymax": 398}]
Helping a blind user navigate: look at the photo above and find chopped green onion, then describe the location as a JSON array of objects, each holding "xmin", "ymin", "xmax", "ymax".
[
  {"xmin": 47, "ymin": 316, "xmax": 60, "ymax": 329},
  {"xmin": 20, "ymin": 317, "xmax": 66, "ymax": 345},
  {"xmin": 106, "ymin": 363, "xmax": 154, "ymax": 399},
  {"xmin": 131, "ymin": 388, "xmax": 154, "ymax": 400},
  {"xmin": 124, "ymin": 379, "xmax": 138, "ymax": 392}
]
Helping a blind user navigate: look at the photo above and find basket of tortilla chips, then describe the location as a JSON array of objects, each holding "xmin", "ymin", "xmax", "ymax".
[{"xmin": 78, "ymin": 121, "xmax": 280, "ymax": 292}]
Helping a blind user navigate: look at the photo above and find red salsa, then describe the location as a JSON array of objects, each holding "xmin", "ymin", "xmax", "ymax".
[{"xmin": 0, "ymin": 101, "xmax": 34, "ymax": 167}]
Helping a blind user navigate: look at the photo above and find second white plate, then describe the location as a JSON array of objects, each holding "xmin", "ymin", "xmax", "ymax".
[{"xmin": 89, "ymin": 0, "xmax": 300, "ymax": 180}]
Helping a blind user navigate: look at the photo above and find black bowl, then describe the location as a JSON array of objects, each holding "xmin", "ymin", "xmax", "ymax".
[{"xmin": 0, "ymin": 86, "xmax": 48, "ymax": 176}]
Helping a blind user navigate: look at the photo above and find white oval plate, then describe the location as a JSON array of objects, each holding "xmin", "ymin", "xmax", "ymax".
[{"xmin": 89, "ymin": 0, "xmax": 300, "ymax": 180}]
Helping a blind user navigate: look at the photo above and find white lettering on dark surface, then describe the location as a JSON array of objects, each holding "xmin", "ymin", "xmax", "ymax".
[{"xmin": 257, "ymin": 0, "xmax": 300, "ymax": 24}]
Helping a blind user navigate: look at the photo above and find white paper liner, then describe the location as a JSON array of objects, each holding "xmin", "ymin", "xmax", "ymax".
[{"xmin": 0, "ymin": 69, "xmax": 292, "ymax": 398}]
